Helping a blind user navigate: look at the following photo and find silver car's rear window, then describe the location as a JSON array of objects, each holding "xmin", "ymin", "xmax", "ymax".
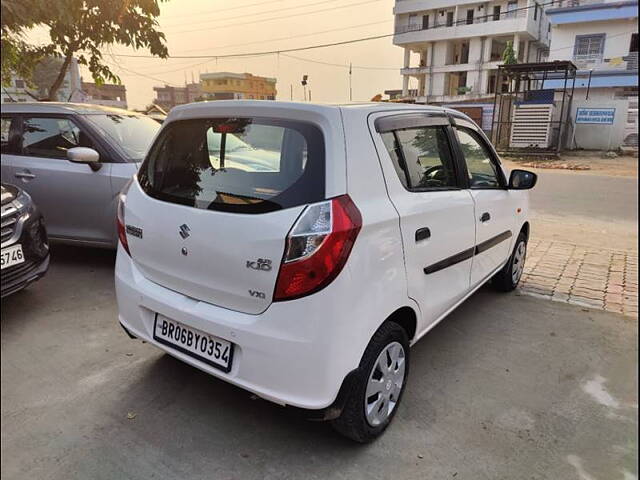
[{"xmin": 138, "ymin": 117, "xmax": 325, "ymax": 214}]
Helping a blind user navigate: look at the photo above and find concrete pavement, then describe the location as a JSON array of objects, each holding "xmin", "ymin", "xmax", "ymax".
[{"xmin": 1, "ymin": 245, "xmax": 637, "ymax": 480}]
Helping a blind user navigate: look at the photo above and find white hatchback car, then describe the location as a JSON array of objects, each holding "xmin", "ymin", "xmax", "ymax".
[{"xmin": 115, "ymin": 101, "xmax": 536, "ymax": 442}]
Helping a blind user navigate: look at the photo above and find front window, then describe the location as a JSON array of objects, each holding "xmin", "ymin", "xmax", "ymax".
[
  {"xmin": 21, "ymin": 117, "xmax": 94, "ymax": 159},
  {"xmin": 84, "ymin": 114, "xmax": 160, "ymax": 162},
  {"xmin": 455, "ymin": 127, "xmax": 501, "ymax": 188},
  {"xmin": 138, "ymin": 117, "xmax": 325, "ymax": 214}
]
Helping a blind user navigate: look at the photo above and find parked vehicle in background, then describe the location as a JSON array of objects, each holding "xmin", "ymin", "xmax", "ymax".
[
  {"xmin": 1, "ymin": 103, "xmax": 160, "ymax": 248},
  {"xmin": 1, "ymin": 183, "xmax": 49, "ymax": 298},
  {"xmin": 115, "ymin": 101, "xmax": 537, "ymax": 442}
]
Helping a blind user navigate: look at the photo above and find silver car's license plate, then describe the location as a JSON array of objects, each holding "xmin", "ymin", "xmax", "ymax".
[
  {"xmin": 1, "ymin": 244, "xmax": 25, "ymax": 270},
  {"xmin": 153, "ymin": 314, "xmax": 234, "ymax": 372}
]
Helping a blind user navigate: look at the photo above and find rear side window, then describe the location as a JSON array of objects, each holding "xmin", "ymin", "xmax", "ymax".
[
  {"xmin": 380, "ymin": 126, "xmax": 458, "ymax": 190},
  {"xmin": 22, "ymin": 117, "xmax": 94, "ymax": 159},
  {"xmin": 138, "ymin": 117, "xmax": 325, "ymax": 214}
]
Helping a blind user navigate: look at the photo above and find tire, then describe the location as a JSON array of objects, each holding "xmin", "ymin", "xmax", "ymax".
[
  {"xmin": 493, "ymin": 231, "xmax": 527, "ymax": 292},
  {"xmin": 331, "ymin": 321, "xmax": 410, "ymax": 443}
]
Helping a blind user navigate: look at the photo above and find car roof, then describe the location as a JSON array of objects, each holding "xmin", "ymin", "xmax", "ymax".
[
  {"xmin": 167, "ymin": 100, "xmax": 458, "ymax": 123},
  {"xmin": 0, "ymin": 102, "xmax": 143, "ymax": 116}
]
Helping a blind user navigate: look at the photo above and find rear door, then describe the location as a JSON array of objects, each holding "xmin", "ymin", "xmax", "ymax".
[
  {"xmin": 6, "ymin": 115, "xmax": 114, "ymax": 244},
  {"xmin": 370, "ymin": 113, "xmax": 476, "ymax": 328},
  {"xmin": 126, "ymin": 116, "xmax": 327, "ymax": 314},
  {"xmin": 452, "ymin": 117, "xmax": 516, "ymax": 287}
]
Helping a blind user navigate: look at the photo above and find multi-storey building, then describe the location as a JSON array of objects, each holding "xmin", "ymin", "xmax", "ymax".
[
  {"xmin": 200, "ymin": 72, "xmax": 277, "ymax": 100},
  {"xmin": 546, "ymin": 0, "xmax": 638, "ymax": 99},
  {"xmin": 81, "ymin": 81, "xmax": 127, "ymax": 109},
  {"xmin": 393, "ymin": 0, "xmax": 552, "ymax": 103},
  {"xmin": 153, "ymin": 82, "xmax": 202, "ymax": 111}
]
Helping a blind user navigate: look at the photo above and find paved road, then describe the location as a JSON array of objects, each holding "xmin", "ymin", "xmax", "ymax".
[
  {"xmin": 506, "ymin": 165, "xmax": 639, "ymax": 251},
  {"xmin": 2, "ymin": 246, "xmax": 637, "ymax": 480},
  {"xmin": 529, "ymin": 169, "xmax": 638, "ymax": 223}
]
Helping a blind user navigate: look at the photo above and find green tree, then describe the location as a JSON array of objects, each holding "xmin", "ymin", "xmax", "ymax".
[
  {"xmin": 1, "ymin": 0, "xmax": 168, "ymax": 100},
  {"xmin": 502, "ymin": 40, "xmax": 517, "ymax": 65}
]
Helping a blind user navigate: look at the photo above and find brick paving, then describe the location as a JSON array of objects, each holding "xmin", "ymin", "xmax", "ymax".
[{"xmin": 519, "ymin": 238, "xmax": 638, "ymax": 318}]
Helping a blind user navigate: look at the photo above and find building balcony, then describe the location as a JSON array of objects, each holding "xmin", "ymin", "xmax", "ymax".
[
  {"xmin": 394, "ymin": 8, "xmax": 543, "ymax": 45},
  {"xmin": 394, "ymin": 0, "xmax": 486, "ymax": 15}
]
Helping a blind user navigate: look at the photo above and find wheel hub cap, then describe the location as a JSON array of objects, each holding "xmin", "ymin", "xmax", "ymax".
[
  {"xmin": 364, "ymin": 341, "xmax": 406, "ymax": 427},
  {"xmin": 512, "ymin": 240, "xmax": 527, "ymax": 285}
]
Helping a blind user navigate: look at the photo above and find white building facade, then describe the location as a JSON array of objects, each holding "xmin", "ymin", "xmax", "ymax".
[
  {"xmin": 546, "ymin": 0, "xmax": 638, "ymax": 148},
  {"xmin": 393, "ymin": 0, "xmax": 552, "ymax": 103}
]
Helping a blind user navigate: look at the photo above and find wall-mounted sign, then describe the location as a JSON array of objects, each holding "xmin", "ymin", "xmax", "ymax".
[{"xmin": 576, "ymin": 107, "xmax": 616, "ymax": 124}]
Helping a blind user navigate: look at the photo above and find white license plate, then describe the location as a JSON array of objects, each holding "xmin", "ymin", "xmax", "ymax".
[
  {"xmin": 1, "ymin": 244, "xmax": 25, "ymax": 270},
  {"xmin": 153, "ymin": 315, "xmax": 234, "ymax": 372}
]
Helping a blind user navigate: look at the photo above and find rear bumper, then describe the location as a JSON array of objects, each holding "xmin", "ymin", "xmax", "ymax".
[{"xmin": 114, "ymin": 245, "xmax": 363, "ymax": 410}]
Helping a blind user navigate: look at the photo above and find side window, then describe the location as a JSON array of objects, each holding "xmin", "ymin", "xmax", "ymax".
[
  {"xmin": 380, "ymin": 126, "xmax": 458, "ymax": 190},
  {"xmin": 1, "ymin": 117, "xmax": 14, "ymax": 154},
  {"xmin": 22, "ymin": 117, "xmax": 93, "ymax": 159},
  {"xmin": 456, "ymin": 127, "xmax": 501, "ymax": 188}
]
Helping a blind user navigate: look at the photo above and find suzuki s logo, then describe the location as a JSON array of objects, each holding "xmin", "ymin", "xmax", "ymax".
[{"xmin": 179, "ymin": 224, "xmax": 191, "ymax": 239}]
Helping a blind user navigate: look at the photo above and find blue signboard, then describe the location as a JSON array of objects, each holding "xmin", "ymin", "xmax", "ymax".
[{"xmin": 576, "ymin": 107, "xmax": 616, "ymax": 124}]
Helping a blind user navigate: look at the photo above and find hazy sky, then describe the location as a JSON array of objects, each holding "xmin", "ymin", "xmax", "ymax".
[{"xmin": 33, "ymin": 0, "xmax": 406, "ymax": 109}]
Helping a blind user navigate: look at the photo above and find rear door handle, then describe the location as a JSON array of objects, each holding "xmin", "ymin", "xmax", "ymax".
[
  {"xmin": 480, "ymin": 212, "xmax": 491, "ymax": 223},
  {"xmin": 15, "ymin": 171, "xmax": 36, "ymax": 180},
  {"xmin": 415, "ymin": 227, "xmax": 431, "ymax": 242}
]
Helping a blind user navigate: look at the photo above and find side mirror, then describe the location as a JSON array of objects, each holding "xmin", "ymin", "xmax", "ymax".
[
  {"xmin": 67, "ymin": 147, "xmax": 101, "ymax": 171},
  {"xmin": 508, "ymin": 169, "xmax": 537, "ymax": 190}
]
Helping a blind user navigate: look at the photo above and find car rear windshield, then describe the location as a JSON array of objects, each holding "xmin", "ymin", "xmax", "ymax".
[{"xmin": 138, "ymin": 117, "xmax": 325, "ymax": 214}]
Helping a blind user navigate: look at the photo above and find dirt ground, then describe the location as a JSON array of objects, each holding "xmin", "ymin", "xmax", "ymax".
[{"xmin": 503, "ymin": 151, "xmax": 638, "ymax": 178}]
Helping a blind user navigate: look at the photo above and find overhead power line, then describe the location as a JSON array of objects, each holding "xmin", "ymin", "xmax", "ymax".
[
  {"xmin": 162, "ymin": 0, "xmax": 349, "ymax": 31},
  {"xmin": 165, "ymin": 0, "xmax": 384, "ymax": 35},
  {"xmin": 164, "ymin": 0, "xmax": 286, "ymax": 21},
  {"xmin": 111, "ymin": 32, "xmax": 395, "ymax": 60}
]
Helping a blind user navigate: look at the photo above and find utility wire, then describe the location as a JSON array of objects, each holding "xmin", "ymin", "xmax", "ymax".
[
  {"xmin": 162, "ymin": 0, "xmax": 350, "ymax": 31},
  {"xmin": 163, "ymin": 0, "xmax": 286, "ymax": 21},
  {"xmin": 173, "ymin": 19, "xmax": 391, "ymax": 55},
  {"xmin": 165, "ymin": 0, "xmax": 384, "ymax": 35}
]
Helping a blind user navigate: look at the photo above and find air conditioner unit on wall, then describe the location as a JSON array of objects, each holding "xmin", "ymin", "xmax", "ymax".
[{"xmin": 509, "ymin": 104, "xmax": 555, "ymax": 148}]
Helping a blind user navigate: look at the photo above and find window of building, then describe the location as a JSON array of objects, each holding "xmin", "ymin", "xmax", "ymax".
[
  {"xmin": 446, "ymin": 11, "xmax": 454, "ymax": 26},
  {"xmin": 380, "ymin": 126, "xmax": 458, "ymax": 190},
  {"xmin": 14, "ymin": 79, "xmax": 25, "ymax": 89},
  {"xmin": 506, "ymin": 1, "xmax": 517, "ymax": 18},
  {"xmin": 493, "ymin": 5, "xmax": 501, "ymax": 20},
  {"xmin": 574, "ymin": 33, "xmax": 606, "ymax": 60},
  {"xmin": 422, "ymin": 14, "xmax": 429, "ymax": 29},
  {"xmin": 466, "ymin": 9, "xmax": 474, "ymax": 24}
]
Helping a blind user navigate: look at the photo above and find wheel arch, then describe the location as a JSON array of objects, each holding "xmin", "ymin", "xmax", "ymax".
[
  {"xmin": 519, "ymin": 221, "xmax": 530, "ymax": 240},
  {"xmin": 384, "ymin": 305, "xmax": 418, "ymax": 342}
]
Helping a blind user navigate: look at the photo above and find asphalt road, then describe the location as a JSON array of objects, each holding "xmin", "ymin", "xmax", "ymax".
[
  {"xmin": 1, "ymin": 245, "xmax": 637, "ymax": 480},
  {"xmin": 517, "ymin": 167, "xmax": 639, "ymax": 251},
  {"xmin": 529, "ymin": 169, "xmax": 638, "ymax": 223}
]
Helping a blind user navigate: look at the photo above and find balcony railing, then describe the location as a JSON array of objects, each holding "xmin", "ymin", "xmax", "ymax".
[{"xmin": 395, "ymin": 6, "xmax": 527, "ymax": 34}]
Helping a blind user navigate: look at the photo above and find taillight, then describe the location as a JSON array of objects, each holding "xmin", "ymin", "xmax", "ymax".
[
  {"xmin": 274, "ymin": 195, "xmax": 362, "ymax": 301},
  {"xmin": 116, "ymin": 180, "xmax": 133, "ymax": 255}
]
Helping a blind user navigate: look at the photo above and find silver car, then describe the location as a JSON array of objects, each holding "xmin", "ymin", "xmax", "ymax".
[{"xmin": 1, "ymin": 103, "xmax": 160, "ymax": 248}]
